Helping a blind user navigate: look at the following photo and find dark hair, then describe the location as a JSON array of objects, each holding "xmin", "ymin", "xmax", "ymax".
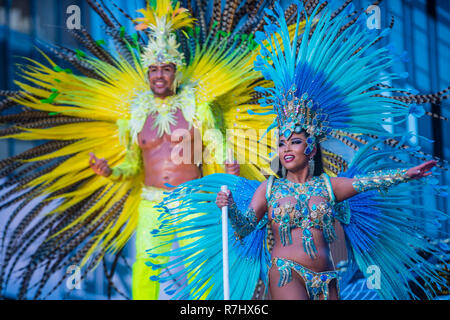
[{"xmin": 313, "ymin": 144, "xmax": 324, "ymax": 176}]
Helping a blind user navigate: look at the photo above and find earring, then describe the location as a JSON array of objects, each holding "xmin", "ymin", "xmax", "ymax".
[
  {"xmin": 308, "ymin": 158, "xmax": 315, "ymax": 178},
  {"xmin": 282, "ymin": 166, "xmax": 287, "ymax": 178}
]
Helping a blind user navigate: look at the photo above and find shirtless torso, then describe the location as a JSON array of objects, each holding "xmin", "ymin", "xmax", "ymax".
[
  {"xmin": 138, "ymin": 108, "xmax": 201, "ymax": 189},
  {"xmin": 88, "ymin": 63, "xmax": 240, "ymax": 184}
]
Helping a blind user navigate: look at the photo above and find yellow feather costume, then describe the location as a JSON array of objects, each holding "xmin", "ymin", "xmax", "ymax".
[{"xmin": 0, "ymin": 0, "xmax": 300, "ymax": 299}]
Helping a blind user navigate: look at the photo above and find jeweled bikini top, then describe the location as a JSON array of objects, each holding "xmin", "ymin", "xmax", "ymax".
[{"xmin": 266, "ymin": 174, "xmax": 337, "ymax": 259}]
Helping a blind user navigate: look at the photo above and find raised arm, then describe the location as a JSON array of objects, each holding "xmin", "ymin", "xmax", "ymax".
[
  {"xmin": 330, "ymin": 160, "xmax": 437, "ymax": 202},
  {"xmin": 216, "ymin": 180, "xmax": 268, "ymax": 239}
]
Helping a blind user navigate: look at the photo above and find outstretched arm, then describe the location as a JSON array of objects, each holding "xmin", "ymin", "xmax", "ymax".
[
  {"xmin": 331, "ymin": 160, "xmax": 437, "ymax": 203},
  {"xmin": 216, "ymin": 180, "xmax": 268, "ymax": 239}
]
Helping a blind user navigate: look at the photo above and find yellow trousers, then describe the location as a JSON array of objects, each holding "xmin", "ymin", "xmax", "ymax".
[
  {"xmin": 132, "ymin": 197, "xmax": 172, "ymax": 300},
  {"xmin": 132, "ymin": 186, "xmax": 206, "ymax": 300}
]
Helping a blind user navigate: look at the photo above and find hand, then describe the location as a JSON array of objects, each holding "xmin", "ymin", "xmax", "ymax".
[
  {"xmin": 216, "ymin": 190, "xmax": 234, "ymax": 209},
  {"xmin": 89, "ymin": 152, "xmax": 112, "ymax": 177},
  {"xmin": 406, "ymin": 160, "xmax": 437, "ymax": 179},
  {"xmin": 225, "ymin": 160, "xmax": 240, "ymax": 176}
]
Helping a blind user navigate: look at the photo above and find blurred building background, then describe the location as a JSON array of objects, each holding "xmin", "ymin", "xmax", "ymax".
[{"xmin": 0, "ymin": 0, "xmax": 448, "ymax": 299}]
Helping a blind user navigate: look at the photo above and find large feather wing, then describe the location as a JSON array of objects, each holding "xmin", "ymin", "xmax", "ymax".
[
  {"xmin": 0, "ymin": 44, "xmax": 146, "ymax": 298},
  {"xmin": 148, "ymin": 173, "xmax": 270, "ymax": 300},
  {"xmin": 336, "ymin": 142, "xmax": 449, "ymax": 300}
]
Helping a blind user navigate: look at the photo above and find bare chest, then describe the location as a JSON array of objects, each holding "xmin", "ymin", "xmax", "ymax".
[{"xmin": 138, "ymin": 109, "xmax": 194, "ymax": 149}]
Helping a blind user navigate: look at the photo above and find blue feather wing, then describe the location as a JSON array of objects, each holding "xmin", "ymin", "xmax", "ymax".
[
  {"xmin": 149, "ymin": 173, "xmax": 270, "ymax": 300},
  {"xmin": 336, "ymin": 145, "xmax": 448, "ymax": 300}
]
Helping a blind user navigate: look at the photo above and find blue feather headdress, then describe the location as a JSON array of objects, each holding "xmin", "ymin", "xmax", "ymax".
[{"xmin": 253, "ymin": 1, "xmax": 410, "ymax": 155}]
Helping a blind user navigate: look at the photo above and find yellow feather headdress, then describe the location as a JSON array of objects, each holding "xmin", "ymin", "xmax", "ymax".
[{"xmin": 135, "ymin": 0, "xmax": 195, "ymax": 69}]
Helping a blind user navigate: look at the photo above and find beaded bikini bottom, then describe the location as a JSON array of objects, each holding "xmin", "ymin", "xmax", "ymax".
[{"xmin": 273, "ymin": 257, "xmax": 339, "ymax": 300}]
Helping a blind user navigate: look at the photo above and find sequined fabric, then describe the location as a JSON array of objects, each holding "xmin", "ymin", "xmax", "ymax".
[
  {"xmin": 141, "ymin": 185, "xmax": 167, "ymax": 202},
  {"xmin": 352, "ymin": 168, "xmax": 411, "ymax": 193},
  {"xmin": 273, "ymin": 257, "xmax": 339, "ymax": 300},
  {"xmin": 228, "ymin": 202, "xmax": 258, "ymax": 240},
  {"xmin": 267, "ymin": 175, "xmax": 336, "ymax": 259}
]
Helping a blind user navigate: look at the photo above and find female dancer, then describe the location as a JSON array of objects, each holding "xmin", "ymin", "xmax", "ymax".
[
  {"xmin": 216, "ymin": 130, "xmax": 436, "ymax": 300},
  {"xmin": 147, "ymin": 2, "xmax": 448, "ymax": 300}
]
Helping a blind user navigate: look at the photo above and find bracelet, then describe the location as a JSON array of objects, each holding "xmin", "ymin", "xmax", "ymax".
[
  {"xmin": 228, "ymin": 202, "xmax": 258, "ymax": 239},
  {"xmin": 352, "ymin": 168, "xmax": 411, "ymax": 193}
]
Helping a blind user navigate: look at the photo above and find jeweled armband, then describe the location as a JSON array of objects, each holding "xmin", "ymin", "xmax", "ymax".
[
  {"xmin": 228, "ymin": 202, "xmax": 258, "ymax": 240},
  {"xmin": 352, "ymin": 168, "xmax": 412, "ymax": 193}
]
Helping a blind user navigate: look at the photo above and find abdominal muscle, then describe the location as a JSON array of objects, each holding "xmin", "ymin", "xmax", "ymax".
[{"xmin": 138, "ymin": 109, "xmax": 202, "ymax": 190}]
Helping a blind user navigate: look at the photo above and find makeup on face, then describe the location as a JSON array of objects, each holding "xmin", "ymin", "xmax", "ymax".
[
  {"xmin": 278, "ymin": 133, "xmax": 310, "ymax": 170},
  {"xmin": 148, "ymin": 64, "xmax": 176, "ymax": 98}
]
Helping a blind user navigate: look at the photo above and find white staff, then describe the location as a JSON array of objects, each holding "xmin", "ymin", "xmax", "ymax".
[
  {"xmin": 221, "ymin": 147, "xmax": 234, "ymax": 300},
  {"xmin": 221, "ymin": 184, "xmax": 230, "ymax": 300}
]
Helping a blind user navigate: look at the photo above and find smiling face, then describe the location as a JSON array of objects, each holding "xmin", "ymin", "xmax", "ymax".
[
  {"xmin": 278, "ymin": 132, "xmax": 316, "ymax": 173},
  {"xmin": 148, "ymin": 63, "xmax": 176, "ymax": 99}
]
